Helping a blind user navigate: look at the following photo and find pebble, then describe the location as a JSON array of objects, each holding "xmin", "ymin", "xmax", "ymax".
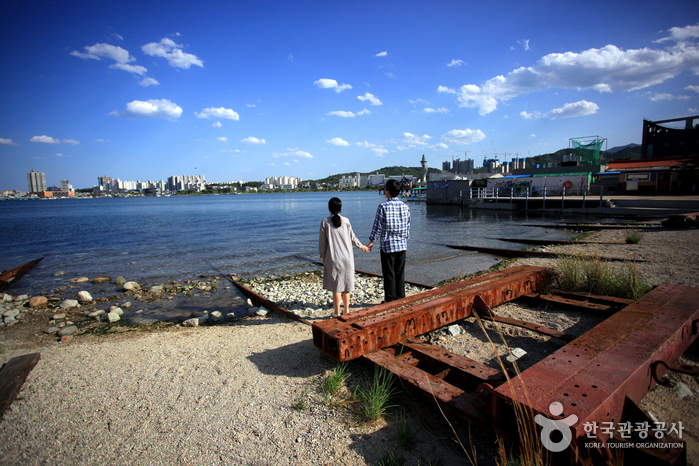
[
  {"xmin": 53, "ymin": 313, "xmax": 67, "ymax": 320},
  {"xmin": 77, "ymin": 291, "xmax": 93, "ymax": 303},
  {"xmin": 59, "ymin": 300, "xmax": 79, "ymax": 309},
  {"xmin": 107, "ymin": 312, "xmax": 121, "ymax": 323},
  {"xmin": 58, "ymin": 326, "xmax": 78, "ymax": 337}
]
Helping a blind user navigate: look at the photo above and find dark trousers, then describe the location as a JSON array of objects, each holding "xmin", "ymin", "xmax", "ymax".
[{"xmin": 380, "ymin": 250, "xmax": 406, "ymax": 302}]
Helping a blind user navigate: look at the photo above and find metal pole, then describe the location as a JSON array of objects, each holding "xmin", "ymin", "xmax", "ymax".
[
  {"xmin": 562, "ymin": 185, "xmax": 565, "ymax": 209},
  {"xmin": 543, "ymin": 186, "xmax": 546, "ymax": 209},
  {"xmin": 525, "ymin": 187, "xmax": 529, "ymax": 210},
  {"xmin": 510, "ymin": 186, "xmax": 513, "ymax": 204}
]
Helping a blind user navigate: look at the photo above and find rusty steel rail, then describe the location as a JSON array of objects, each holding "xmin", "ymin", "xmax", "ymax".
[
  {"xmin": 312, "ymin": 265, "xmax": 550, "ymax": 361},
  {"xmin": 493, "ymin": 283, "xmax": 699, "ymax": 465},
  {"xmin": 231, "ymin": 280, "xmax": 312, "ymax": 326}
]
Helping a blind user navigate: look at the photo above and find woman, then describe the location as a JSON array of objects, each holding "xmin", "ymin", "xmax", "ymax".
[{"xmin": 319, "ymin": 197, "xmax": 368, "ymax": 317}]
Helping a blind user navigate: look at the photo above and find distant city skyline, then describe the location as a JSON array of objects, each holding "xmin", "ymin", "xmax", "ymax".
[{"xmin": 1, "ymin": 1, "xmax": 697, "ymax": 192}]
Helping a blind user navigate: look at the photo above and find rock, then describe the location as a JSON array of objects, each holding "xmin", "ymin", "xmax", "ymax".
[
  {"xmin": 121, "ymin": 302, "xmax": 132, "ymax": 310},
  {"xmin": 245, "ymin": 299, "xmax": 254, "ymax": 309},
  {"xmin": 44, "ymin": 327, "xmax": 60, "ymax": 334},
  {"xmin": 447, "ymin": 324, "xmax": 464, "ymax": 336},
  {"xmin": 54, "ymin": 271, "xmax": 67, "ymax": 276},
  {"xmin": 15, "ymin": 295, "xmax": 28, "ymax": 302},
  {"xmin": 1, "ymin": 294, "xmax": 12, "ymax": 302},
  {"xmin": 69, "ymin": 277, "xmax": 89, "ymax": 283},
  {"xmin": 53, "ymin": 313, "xmax": 67, "ymax": 320},
  {"xmin": 182, "ymin": 318, "xmax": 199, "ymax": 327},
  {"xmin": 149, "ymin": 286, "xmax": 163, "ymax": 296},
  {"xmin": 29, "ymin": 296, "xmax": 48, "ymax": 308},
  {"xmin": 107, "ymin": 312, "xmax": 121, "ymax": 323},
  {"xmin": 87, "ymin": 310, "xmax": 105, "ymax": 318},
  {"xmin": 256, "ymin": 306, "xmax": 269, "ymax": 317},
  {"xmin": 113, "ymin": 308, "xmax": 124, "ymax": 316},
  {"xmin": 59, "ymin": 300, "xmax": 79, "ymax": 309},
  {"xmin": 211, "ymin": 311, "xmax": 222, "ymax": 319},
  {"xmin": 3, "ymin": 310, "xmax": 20, "ymax": 318},
  {"xmin": 59, "ymin": 335, "xmax": 72, "ymax": 342},
  {"xmin": 91, "ymin": 276, "xmax": 112, "ymax": 284},
  {"xmin": 76, "ymin": 291, "xmax": 93, "ymax": 304},
  {"xmin": 58, "ymin": 326, "xmax": 78, "ymax": 337},
  {"xmin": 123, "ymin": 281, "xmax": 141, "ymax": 292},
  {"xmin": 4, "ymin": 316, "xmax": 17, "ymax": 326},
  {"xmin": 505, "ymin": 347, "xmax": 527, "ymax": 363},
  {"xmin": 115, "ymin": 276, "xmax": 126, "ymax": 286}
]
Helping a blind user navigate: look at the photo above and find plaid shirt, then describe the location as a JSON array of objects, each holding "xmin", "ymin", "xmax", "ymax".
[{"xmin": 369, "ymin": 197, "xmax": 411, "ymax": 253}]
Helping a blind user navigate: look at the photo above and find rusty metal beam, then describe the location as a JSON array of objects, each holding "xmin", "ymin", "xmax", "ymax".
[
  {"xmin": 312, "ymin": 265, "xmax": 550, "ymax": 361},
  {"xmin": 493, "ymin": 283, "xmax": 699, "ymax": 463},
  {"xmin": 232, "ymin": 280, "xmax": 311, "ymax": 326}
]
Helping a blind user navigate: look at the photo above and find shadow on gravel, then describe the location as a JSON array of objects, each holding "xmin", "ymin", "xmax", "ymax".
[{"xmin": 247, "ymin": 338, "xmax": 327, "ymax": 378}]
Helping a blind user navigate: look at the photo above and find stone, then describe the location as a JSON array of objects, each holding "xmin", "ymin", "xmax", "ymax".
[
  {"xmin": 182, "ymin": 318, "xmax": 199, "ymax": 327},
  {"xmin": 53, "ymin": 313, "xmax": 67, "ymax": 320},
  {"xmin": 60, "ymin": 335, "xmax": 72, "ymax": 342},
  {"xmin": 76, "ymin": 291, "xmax": 93, "ymax": 304},
  {"xmin": 1, "ymin": 294, "xmax": 12, "ymax": 303},
  {"xmin": 115, "ymin": 276, "xmax": 126, "ymax": 286},
  {"xmin": 121, "ymin": 302, "xmax": 132, "ymax": 310},
  {"xmin": 4, "ymin": 316, "xmax": 17, "ymax": 326},
  {"xmin": 107, "ymin": 312, "xmax": 121, "ymax": 323},
  {"xmin": 676, "ymin": 382, "xmax": 694, "ymax": 399},
  {"xmin": 59, "ymin": 300, "xmax": 79, "ymax": 309},
  {"xmin": 149, "ymin": 286, "xmax": 163, "ymax": 296},
  {"xmin": 123, "ymin": 281, "xmax": 141, "ymax": 292},
  {"xmin": 15, "ymin": 295, "xmax": 28, "ymax": 302},
  {"xmin": 58, "ymin": 326, "xmax": 78, "ymax": 337},
  {"xmin": 113, "ymin": 308, "xmax": 124, "ymax": 316},
  {"xmin": 505, "ymin": 347, "xmax": 527, "ymax": 363},
  {"xmin": 256, "ymin": 306, "xmax": 269, "ymax": 317},
  {"xmin": 245, "ymin": 299, "xmax": 254, "ymax": 309},
  {"xmin": 69, "ymin": 277, "xmax": 89, "ymax": 283},
  {"xmin": 54, "ymin": 271, "xmax": 67, "ymax": 276},
  {"xmin": 91, "ymin": 276, "xmax": 112, "ymax": 284},
  {"xmin": 211, "ymin": 311, "xmax": 222, "ymax": 319},
  {"xmin": 3, "ymin": 310, "xmax": 20, "ymax": 318},
  {"xmin": 87, "ymin": 310, "xmax": 105, "ymax": 318},
  {"xmin": 447, "ymin": 324, "xmax": 464, "ymax": 336},
  {"xmin": 29, "ymin": 296, "xmax": 48, "ymax": 308},
  {"xmin": 44, "ymin": 327, "xmax": 60, "ymax": 334}
]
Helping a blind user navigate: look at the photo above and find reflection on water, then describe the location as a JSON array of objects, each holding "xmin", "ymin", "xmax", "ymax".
[{"xmin": 0, "ymin": 192, "xmax": 579, "ymax": 294}]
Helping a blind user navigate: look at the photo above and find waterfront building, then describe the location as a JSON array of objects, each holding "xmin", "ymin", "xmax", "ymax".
[
  {"xmin": 264, "ymin": 176, "xmax": 301, "ymax": 190},
  {"xmin": 27, "ymin": 170, "xmax": 46, "ymax": 193},
  {"xmin": 168, "ymin": 174, "xmax": 207, "ymax": 192},
  {"xmin": 367, "ymin": 174, "xmax": 385, "ymax": 186},
  {"xmin": 339, "ymin": 173, "xmax": 368, "ymax": 188}
]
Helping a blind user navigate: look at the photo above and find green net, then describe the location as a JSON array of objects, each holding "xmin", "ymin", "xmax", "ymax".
[{"xmin": 571, "ymin": 139, "xmax": 603, "ymax": 165}]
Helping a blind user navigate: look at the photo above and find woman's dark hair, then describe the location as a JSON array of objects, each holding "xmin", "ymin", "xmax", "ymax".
[{"xmin": 328, "ymin": 197, "xmax": 342, "ymax": 228}]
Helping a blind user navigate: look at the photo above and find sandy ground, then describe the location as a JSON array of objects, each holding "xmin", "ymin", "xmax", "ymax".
[{"xmin": 0, "ymin": 224, "xmax": 697, "ymax": 465}]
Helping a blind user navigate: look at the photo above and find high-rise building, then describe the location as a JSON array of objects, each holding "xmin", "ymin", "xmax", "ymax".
[
  {"xmin": 60, "ymin": 180, "xmax": 72, "ymax": 191},
  {"xmin": 27, "ymin": 170, "xmax": 46, "ymax": 193}
]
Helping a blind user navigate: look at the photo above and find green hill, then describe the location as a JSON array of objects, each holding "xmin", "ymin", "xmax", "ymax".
[
  {"xmin": 308, "ymin": 165, "xmax": 441, "ymax": 184},
  {"xmin": 525, "ymin": 145, "xmax": 641, "ymax": 167}
]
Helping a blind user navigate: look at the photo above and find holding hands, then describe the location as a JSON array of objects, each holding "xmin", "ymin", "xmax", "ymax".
[{"xmin": 360, "ymin": 245, "xmax": 369, "ymax": 253}]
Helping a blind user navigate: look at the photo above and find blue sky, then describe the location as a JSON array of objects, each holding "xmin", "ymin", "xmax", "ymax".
[{"xmin": 1, "ymin": 0, "xmax": 698, "ymax": 191}]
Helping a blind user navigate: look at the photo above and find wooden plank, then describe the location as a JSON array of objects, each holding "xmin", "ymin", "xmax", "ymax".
[{"xmin": 0, "ymin": 353, "xmax": 41, "ymax": 420}]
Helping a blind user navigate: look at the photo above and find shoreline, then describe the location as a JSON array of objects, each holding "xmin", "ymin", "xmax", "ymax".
[{"xmin": 0, "ymin": 226, "xmax": 698, "ymax": 465}]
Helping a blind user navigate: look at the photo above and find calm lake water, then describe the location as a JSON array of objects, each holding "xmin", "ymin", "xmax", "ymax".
[{"xmin": 0, "ymin": 192, "xmax": 579, "ymax": 294}]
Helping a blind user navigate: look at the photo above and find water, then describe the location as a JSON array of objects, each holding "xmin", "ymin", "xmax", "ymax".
[{"xmin": 0, "ymin": 192, "xmax": 578, "ymax": 294}]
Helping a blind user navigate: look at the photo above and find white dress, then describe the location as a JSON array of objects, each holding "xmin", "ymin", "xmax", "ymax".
[{"xmin": 318, "ymin": 215, "xmax": 363, "ymax": 293}]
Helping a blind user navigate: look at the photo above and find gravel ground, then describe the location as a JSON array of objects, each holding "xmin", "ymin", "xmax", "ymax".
[{"xmin": 0, "ymin": 224, "xmax": 697, "ymax": 465}]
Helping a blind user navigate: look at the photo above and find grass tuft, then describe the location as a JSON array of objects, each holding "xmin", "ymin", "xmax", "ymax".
[
  {"xmin": 624, "ymin": 228, "xmax": 643, "ymax": 244},
  {"xmin": 377, "ymin": 451, "xmax": 405, "ymax": 466},
  {"xmin": 394, "ymin": 413, "xmax": 415, "ymax": 451},
  {"xmin": 360, "ymin": 366, "xmax": 396, "ymax": 422},
  {"xmin": 322, "ymin": 362, "xmax": 350, "ymax": 400},
  {"xmin": 293, "ymin": 390, "xmax": 308, "ymax": 411},
  {"xmin": 556, "ymin": 253, "xmax": 652, "ymax": 299}
]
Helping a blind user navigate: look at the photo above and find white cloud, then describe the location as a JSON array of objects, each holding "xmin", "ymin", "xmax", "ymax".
[
  {"xmin": 655, "ymin": 23, "xmax": 699, "ymax": 43},
  {"xmin": 441, "ymin": 129, "xmax": 486, "ymax": 144},
  {"xmin": 314, "ymin": 78, "xmax": 352, "ymax": 93},
  {"xmin": 95, "ymin": 139, "xmax": 109, "ymax": 143},
  {"xmin": 196, "ymin": 107, "xmax": 240, "ymax": 120},
  {"xmin": 0, "ymin": 138, "xmax": 18, "ymax": 146},
  {"xmin": 546, "ymin": 100, "xmax": 599, "ymax": 118},
  {"xmin": 62, "ymin": 139, "xmax": 80, "ymax": 145},
  {"xmin": 409, "ymin": 98, "xmax": 429, "ymax": 106},
  {"xmin": 284, "ymin": 162, "xmax": 291, "ymax": 166},
  {"xmin": 403, "ymin": 132, "xmax": 431, "ymax": 146},
  {"xmin": 385, "ymin": 72, "xmax": 395, "ymax": 78},
  {"xmin": 431, "ymin": 143, "xmax": 449, "ymax": 150},
  {"xmin": 453, "ymin": 32, "xmax": 699, "ymax": 115},
  {"xmin": 273, "ymin": 148, "xmax": 313, "ymax": 158},
  {"xmin": 71, "ymin": 43, "xmax": 134, "ymax": 63},
  {"xmin": 241, "ymin": 137, "xmax": 266, "ymax": 145},
  {"xmin": 327, "ymin": 109, "xmax": 370, "ymax": 117},
  {"xmin": 447, "ymin": 59, "xmax": 465, "ymax": 67},
  {"xmin": 437, "ymin": 85, "xmax": 456, "ymax": 94},
  {"xmin": 375, "ymin": 51, "xmax": 388, "ymax": 57},
  {"xmin": 396, "ymin": 146, "xmax": 410, "ymax": 151},
  {"xmin": 110, "ymin": 63, "xmax": 147, "ymax": 75},
  {"xmin": 115, "ymin": 99, "xmax": 183, "ymax": 119},
  {"xmin": 142, "ymin": 38, "xmax": 203, "ymax": 69},
  {"xmin": 327, "ymin": 137, "xmax": 349, "ymax": 146},
  {"xmin": 247, "ymin": 103, "xmax": 256, "ymax": 107},
  {"xmin": 140, "ymin": 77, "xmax": 160, "ymax": 87},
  {"xmin": 517, "ymin": 39, "xmax": 530, "ymax": 51},
  {"xmin": 30, "ymin": 135, "xmax": 60, "ymax": 144},
  {"xmin": 358, "ymin": 92, "xmax": 382, "ymax": 105},
  {"xmin": 371, "ymin": 148, "xmax": 388, "ymax": 157},
  {"xmin": 212, "ymin": 121, "xmax": 222, "ymax": 128},
  {"xmin": 650, "ymin": 93, "xmax": 674, "ymax": 101},
  {"xmin": 686, "ymin": 85, "xmax": 699, "ymax": 93},
  {"xmin": 424, "ymin": 107, "xmax": 449, "ymax": 113},
  {"xmin": 221, "ymin": 149, "xmax": 241, "ymax": 153},
  {"xmin": 218, "ymin": 137, "xmax": 228, "ymax": 142},
  {"xmin": 356, "ymin": 141, "xmax": 376, "ymax": 148}
]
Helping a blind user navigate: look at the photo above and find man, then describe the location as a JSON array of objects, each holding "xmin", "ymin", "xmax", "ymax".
[{"xmin": 368, "ymin": 179, "xmax": 411, "ymax": 302}]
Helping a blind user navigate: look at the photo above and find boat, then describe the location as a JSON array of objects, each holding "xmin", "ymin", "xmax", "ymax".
[
  {"xmin": 0, "ymin": 257, "xmax": 44, "ymax": 291},
  {"xmin": 401, "ymin": 186, "xmax": 426, "ymax": 201}
]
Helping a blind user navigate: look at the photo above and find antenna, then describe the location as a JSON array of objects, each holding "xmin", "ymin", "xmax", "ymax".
[{"xmin": 26, "ymin": 158, "xmax": 33, "ymax": 171}]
